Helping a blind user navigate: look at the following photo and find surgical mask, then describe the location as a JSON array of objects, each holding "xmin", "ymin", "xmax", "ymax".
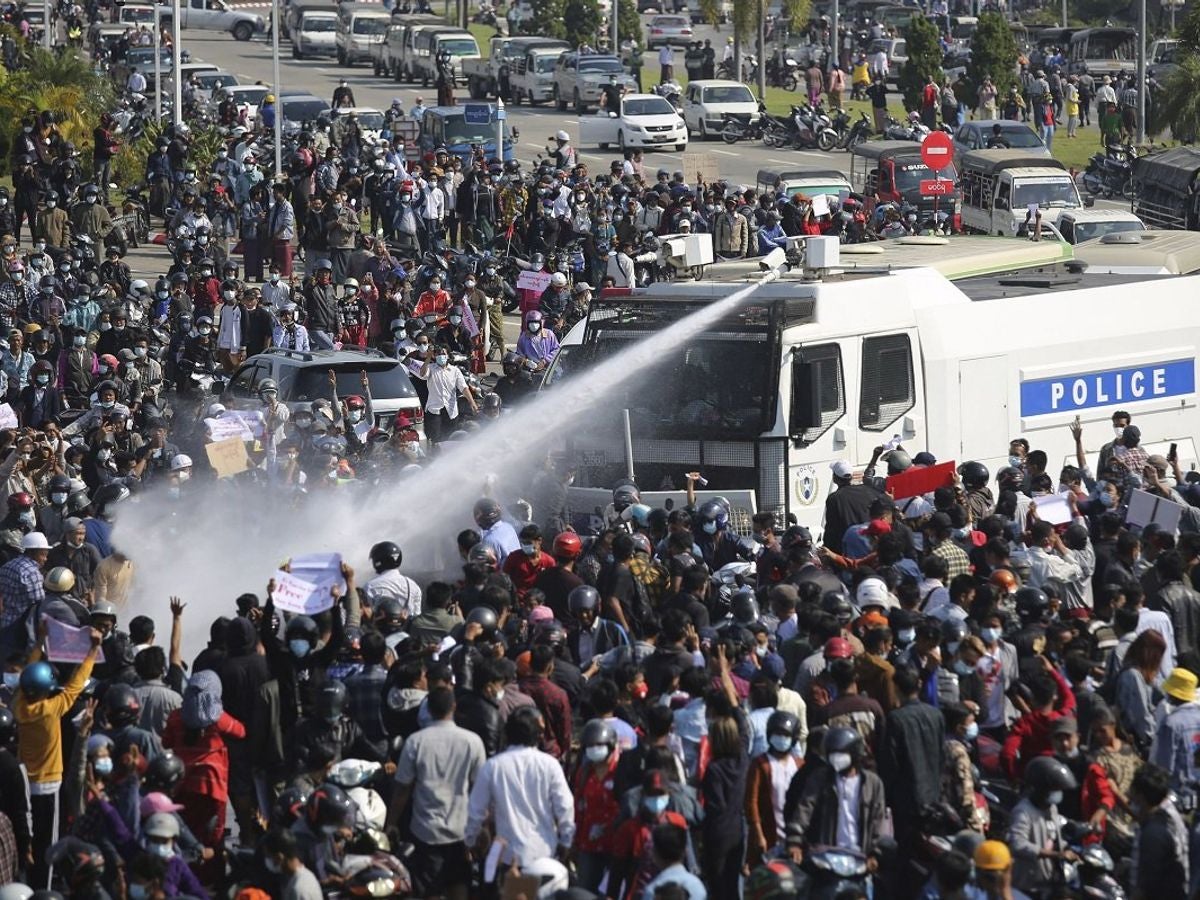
[
  {"xmin": 100, "ymin": 399, "xmax": 115, "ymax": 410},
  {"xmin": 521, "ymin": 542, "xmax": 536, "ymax": 556},
  {"xmin": 93, "ymin": 755, "xmax": 114, "ymax": 775},
  {"xmin": 156, "ymin": 290, "xmax": 169, "ymax": 300},
  {"xmin": 73, "ymin": 335, "xmax": 85, "ymax": 348},
  {"xmin": 223, "ymin": 290, "xmax": 236, "ymax": 302},
  {"xmin": 1114, "ymin": 426, "xmax": 1125, "ymax": 439},
  {"xmin": 113, "ymin": 323, "xmax": 125, "ymax": 332},
  {"xmin": 769, "ymin": 734, "xmax": 793, "ymax": 754},
  {"xmin": 1008, "ymin": 454, "xmax": 1023, "ymax": 468},
  {"xmin": 99, "ymin": 322, "xmax": 111, "ymax": 332},
  {"xmin": 436, "ymin": 354, "xmax": 449, "ymax": 367},
  {"xmin": 1046, "ymin": 790, "xmax": 1063, "ymax": 806},
  {"xmin": 449, "ymin": 315, "xmax": 462, "ymax": 325},
  {"xmin": 1098, "ymin": 491, "xmax": 1115, "ymax": 508},
  {"xmin": 270, "ymin": 273, "xmax": 280, "ymax": 283},
  {"xmin": 829, "ymin": 752, "xmax": 853, "ymax": 773},
  {"xmin": 702, "ymin": 521, "xmax": 717, "ymax": 535},
  {"xmin": 18, "ymin": 511, "xmax": 34, "ymax": 528},
  {"xmin": 954, "ymin": 659, "xmax": 973, "ymax": 676},
  {"xmin": 981, "ymin": 627, "xmax": 1002, "ymax": 644},
  {"xmin": 35, "ymin": 375, "xmax": 48, "ymax": 386},
  {"xmin": 47, "ymin": 200, "xmax": 56, "ymax": 209},
  {"xmin": 51, "ymin": 492, "xmax": 67, "ymax": 506},
  {"xmin": 964, "ymin": 722, "xmax": 979, "ymax": 741},
  {"xmin": 149, "ymin": 842, "xmax": 174, "ymax": 859},
  {"xmin": 86, "ymin": 195, "xmax": 97, "ymax": 204},
  {"xmin": 218, "ymin": 149, "xmax": 228, "ymax": 158},
  {"xmin": 59, "ymin": 264, "xmax": 69, "ymax": 272},
  {"xmin": 429, "ymin": 282, "xmax": 442, "ymax": 291},
  {"xmin": 135, "ymin": 347, "xmax": 147, "ymax": 359},
  {"xmin": 3, "ymin": 671, "xmax": 18, "ymax": 689},
  {"xmin": 485, "ymin": 267, "xmax": 495, "ymax": 276},
  {"xmin": 289, "ymin": 639, "xmax": 310, "ymax": 658},
  {"xmin": 584, "ymin": 745, "xmax": 610, "ymax": 763},
  {"xmin": 295, "ymin": 416, "xmax": 313, "ymax": 430},
  {"xmin": 897, "ymin": 628, "xmax": 916, "ymax": 645},
  {"xmin": 11, "ymin": 273, "xmax": 21, "ymax": 283},
  {"xmin": 465, "ymin": 280, "xmax": 476, "ymax": 289},
  {"xmin": 198, "ymin": 326, "xmax": 211, "ymax": 336},
  {"xmin": 177, "ymin": 470, "xmax": 191, "ymax": 483},
  {"xmin": 528, "ymin": 322, "xmax": 541, "ymax": 333},
  {"xmin": 492, "ymin": 687, "xmax": 505, "ymax": 703},
  {"xmin": 1061, "ymin": 746, "xmax": 1080, "ymax": 759},
  {"xmin": 642, "ymin": 794, "xmax": 669, "ymax": 816},
  {"xmin": 98, "ymin": 365, "xmax": 109, "ymax": 375}
]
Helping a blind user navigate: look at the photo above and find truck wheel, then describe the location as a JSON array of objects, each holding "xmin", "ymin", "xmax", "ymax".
[
  {"xmin": 555, "ymin": 86, "xmax": 566, "ymax": 112},
  {"xmin": 618, "ymin": 131, "xmax": 626, "ymax": 152},
  {"xmin": 232, "ymin": 21, "xmax": 253, "ymax": 41}
]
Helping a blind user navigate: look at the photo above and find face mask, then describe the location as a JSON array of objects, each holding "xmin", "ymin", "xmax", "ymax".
[
  {"xmin": 295, "ymin": 417, "xmax": 312, "ymax": 430},
  {"xmin": 964, "ymin": 722, "xmax": 979, "ymax": 741},
  {"xmin": 897, "ymin": 628, "xmax": 916, "ymax": 645},
  {"xmin": 465, "ymin": 279, "xmax": 476, "ymax": 289},
  {"xmin": 198, "ymin": 327, "xmax": 212, "ymax": 336},
  {"xmin": 264, "ymin": 857, "xmax": 282, "ymax": 874},
  {"xmin": 954, "ymin": 659, "xmax": 973, "ymax": 676},
  {"xmin": 755, "ymin": 645, "xmax": 769, "ymax": 659},
  {"xmin": 47, "ymin": 201, "xmax": 56, "ymax": 209},
  {"xmin": 149, "ymin": 842, "xmax": 173, "ymax": 860},
  {"xmin": 1008, "ymin": 455, "xmax": 1022, "ymax": 468},
  {"xmin": 1114, "ymin": 426, "xmax": 1125, "ymax": 439},
  {"xmin": 99, "ymin": 322, "xmax": 111, "ymax": 332},
  {"xmin": 52, "ymin": 491, "xmax": 67, "ymax": 506},
  {"xmin": 223, "ymin": 291, "xmax": 236, "ymax": 302},
  {"xmin": 520, "ymin": 542, "xmax": 537, "ymax": 557},
  {"xmin": 981, "ymin": 627, "xmax": 1002, "ymax": 643},
  {"xmin": 59, "ymin": 264, "xmax": 69, "ymax": 273},
  {"xmin": 86, "ymin": 196, "xmax": 97, "ymax": 205},
  {"xmin": 289, "ymin": 639, "xmax": 310, "ymax": 658},
  {"xmin": 270, "ymin": 273, "xmax": 280, "ymax": 283},
  {"xmin": 436, "ymin": 354, "xmax": 449, "ymax": 367},
  {"xmin": 829, "ymin": 752, "xmax": 853, "ymax": 773},
  {"xmin": 702, "ymin": 521, "xmax": 717, "ymax": 535},
  {"xmin": 35, "ymin": 375, "xmax": 48, "ymax": 386},
  {"xmin": 347, "ymin": 411, "xmax": 364, "ymax": 425},
  {"xmin": 429, "ymin": 283, "xmax": 442, "ymax": 292},
  {"xmin": 98, "ymin": 365, "xmax": 109, "ymax": 375},
  {"xmin": 94, "ymin": 756, "xmax": 114, "ymax": 775},
  {"xmin": 769, "ymin": 734, "xmax": 793, "ymax": 754},
  {"xmin": 1046, "ymin": 790, "xmax": 1063, "ymax": 806},
  {"xmin": 2, "ymin": 671, "xmax": 18, "ymax": 689},
  {"xmin": 528, "ymin": 322, "xmax": 541, "ymax": 333},
  {"xmin": 218, "ymin": 149, "xmax": 228, "ymax": 158},
  {"xmin": 643, "ymin": 794, "xmax": 669, "ymax": 816},
  {"xmin": 449, "ymin": 315, "xmax": 462, "ymax": 325},
  {"xmin": 584, "ymin": 745, "xmax": 610, "ymax": 763},
  {"xmin": 485, "ymin": 267, "xmax": 495, "ymax": 276},
  {"xmin": 492, "ymin": 687, "xmax": 505, "ymax": 704},
  {"xmin": 34, "ymin": 242, "xmax": 44, "ymax": 252},
  {"xmin": 1098, "ymin": 491, "xmax": 1115, "ymax": 508},
  {"xmin": 18, "ymin": 511, "xmax": 34, "ymax": 528},
  {"xmin": 100, "ymin": 399, "xmax": 115, "ymax": 411}
]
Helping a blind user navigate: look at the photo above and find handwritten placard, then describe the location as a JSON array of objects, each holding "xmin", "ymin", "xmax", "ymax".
[
  {"xmin": 516, "ymin": 270, "xmax": 552, "ymax": 293},
  {"xmin": 682, "ymin": 151, "xmax": 720, "ymax": 184},
  {"xmin": 44, "ymin": 616, "xmax": 105, "ymax": 664},
  {"xmin": 205, "ymin": 437, "xmax": 250, "ymax": 478},
  {"xmin": 205, "ymin": 416, "xmax": 254, "ymax": 442},
  {"xmin": 272, "ymin": 552, "xmax": 344, "ymax": 615}
]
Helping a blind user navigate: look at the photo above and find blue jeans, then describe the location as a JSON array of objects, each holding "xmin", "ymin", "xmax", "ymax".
[{"xmin": 310, "ymin": 329, "xmax": 335, "ymax": 350}]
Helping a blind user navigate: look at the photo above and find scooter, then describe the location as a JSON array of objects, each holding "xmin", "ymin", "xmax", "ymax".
[{"xmin": 1082, "ymin": 144, "xmax": 1135, "ymax": 200}]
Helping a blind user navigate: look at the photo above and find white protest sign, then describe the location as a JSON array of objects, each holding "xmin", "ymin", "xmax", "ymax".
[
  {"xmin": 206, "ymin": 416, "xmax": 254, "ymax": 442},
  {"xmin": 272, "ymin": 552, "xmax": 344, "ymax": 615},
  {"xmin": 226, "ymin": 409, "xmax": 265, "ymax": 439},
  {"xmin": 1126, "ymin": 488, "xmax": 1185, "ymax": 533},
  {"xmin": 516, "ymin": 270, "xmax": 552, "ymax": 293},
  {"xmin": 44, "ymin": 616, "xmax": 105, "ymax": 665},
  {"xmin": 810, "ymin": 194, "xmax": 830, "ymax": 218},
  {"xmin": 1034, "ymin": 492, "xmax": 1073, "ymax": 525},
  {"xmin": 0, "ymin": 403, "xmax": 17, "ymax": 430}
]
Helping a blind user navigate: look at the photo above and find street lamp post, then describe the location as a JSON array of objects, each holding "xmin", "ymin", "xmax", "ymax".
[
  {"xmin": 272, "ymin": 0, "xmax": 283, "ymax": 177},
  {"xmin": 612, "ymin": 0, "xmax": 619, "ymax": 55},
  {"xmin": 172, "ymin": 0, "xmax": 183, "ymax": 127},
  {"xmin": 1137, "ymin": 0, "xmax": 1146, "ymax": 144},
  {"xmin": 154, "ymin": 8, "xmax": 162, "ymax": 120}
]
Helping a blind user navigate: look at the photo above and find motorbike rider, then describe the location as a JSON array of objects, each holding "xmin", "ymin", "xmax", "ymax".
[
  {"xmin": 551, "ymin": 130, "xmax": 577, "ymax": 170},
  {"xmin": 435, "ymin": 305, "xmax": 473, "ymax": 357},
  {"xmin": 1006, "ymin": 755, "xmax": 1078, "ymax": 894}
]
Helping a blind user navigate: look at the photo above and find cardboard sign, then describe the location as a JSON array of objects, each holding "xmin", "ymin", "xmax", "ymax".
[
  {"xmin": 810, "ymin": 194, "xmax": 830, "ymax": 217},
  {"xmin": 516, "ymin": 270, "xmax": 552, "ymax": 293},
  {"xmin": 272, "ymin": 552, "xmax": 345, "ymax": 615},
  {"xmin": 885, "ymin": 461, "xmax": 956, "ymax": 500},
  {"xmin": 681, "ymin": 151, "xmax": 720, "ymax": 184},
  {"xmin": 205, "ymin": 437, "xmax": 250, "ymax": 479},
  {"xmin": 0, "ymin": 403, "xmax": 17, "ymax": 430},
  {"xmin": 1126, "ymin": 488, "xmax": 1185, "ymax": 533},
  {"xmin": 501, "ymin": 875, "xmax": 541, "ymax": 900},
  {"xmin": 1033, "ymin": 492, "xmax": 1073, "ymax": 525},
  {"xmin": 44, "ymin": 616, "xmax": 105, "ymax": 664},
  {"xmin": 226, "ymin": 409, "xmax": 265, "ymax": 439}
]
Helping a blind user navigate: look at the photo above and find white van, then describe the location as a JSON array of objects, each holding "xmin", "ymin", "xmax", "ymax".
[
  {"xmin": 294, "ymin": 10, "xmax": 337, "ymax": 58},
  {"xmin": 335, "ymin": 3, "xmax": 390, "ymax": 67}
]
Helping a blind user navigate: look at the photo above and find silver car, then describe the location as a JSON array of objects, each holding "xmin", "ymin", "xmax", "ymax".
[{"xmin": 646, "ymin": 15, "xmax": 693, "ymax": 49}]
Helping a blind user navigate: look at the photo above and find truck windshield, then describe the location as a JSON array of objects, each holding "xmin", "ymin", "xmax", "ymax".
[
  {"xmin": 1084, "ymin": 32, "xmax": 1135, "ymax": 60},
  {"xmin": 302, "ymin": 16, "xmax": 335, "ymax": 30},
  {"xmin": 1013, "ymin": 177, "xmax": 1079, "ymax": 207},
  {"xmin": 534, "ymin": 55, "xmax": 558, "ymax": 72},
  {"xmin": 353, "ymin": 17, "xmax": 387, "ymax": 34},
  {"xmin": 439, "ymin": 38, "xmax": 478, "ymax": 55},
  {"xmin": 291, "ymin": 363, "xmax": 416, "ymax": 402},
  {"xmin": 579, "ymin": 57, "xmax": 623, "ymax": 74},
  {"xmin": 442, "ymin": 118, "xmax": 510, "ymax": 144}
]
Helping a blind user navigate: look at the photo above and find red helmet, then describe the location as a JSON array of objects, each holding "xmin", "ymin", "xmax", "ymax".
[
  {"xmin": 345, "ymin": 395, "xmax": 366, "ymax": 411},
  {"xmin": 8, "ymin": 491, "xmax": 33, "ymax": 510},
  {"xmin": 99, "ymin": 354, "xmax": 119, "ymax": 370},
  {"xmin": 552, "ymin": 532, "xmax": 582, "ymax": 559}
]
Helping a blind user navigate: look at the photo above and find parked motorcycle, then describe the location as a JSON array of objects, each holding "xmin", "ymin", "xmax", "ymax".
[
  {"xmin": 833, "ymin": 110, "xmax": 872, "ymax": 150},
  {"xmin": 1082, "ymin": 144, "xmax": 1135, "ymax": 200}
]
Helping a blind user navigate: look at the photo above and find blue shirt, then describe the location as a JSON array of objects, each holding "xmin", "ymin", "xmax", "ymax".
[
  {"xmin": 85, "ymin": 517, "xmax": 113, "ymax": 559},
  {"xmin": 642, "ymin": 863, "xmax": 707, "ymax": 899}
]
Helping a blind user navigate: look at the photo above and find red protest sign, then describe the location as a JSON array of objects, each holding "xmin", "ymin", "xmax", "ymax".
[{"xmin": 886, "ymin": 461, "xmax": 957, "ymax": 500}]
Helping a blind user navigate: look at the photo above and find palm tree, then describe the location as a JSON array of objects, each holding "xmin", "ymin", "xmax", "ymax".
[{"xmin": 1155, "ymin": 54, "xmax": 1200, "ymax": 143}]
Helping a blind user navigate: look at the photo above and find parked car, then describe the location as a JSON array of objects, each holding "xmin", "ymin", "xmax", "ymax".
[
  {"xmin": 868, "ymin": 37, "xmax": 906, "ymax": 84},
  {"xmin": 951, "ymin": 119, "xmax": 1048, "ymax": 169},
  {"xmin": 279, "ymin": 93, "xmax": 329, "ymax": 133},
  {"xmin": 292, "ymin": 9, "xmax": 337, "ymax": 58},
  {"xmin": 646, "ymin": 15, "xmax": 692, "ymax": 49},
  {"xmin": 227, "ymin": 349, "xmax": 423, "ymax": 430},
  {"xmin": 552, "ymin": 52, "xmax": 636, "ymax": 114},
  {"xmin": 578, "ymin": 93, "xmax": 687, "ymax": 151},
  {"xmin": 681, "ymin": 79, "xmax": 758, "ymax": 140},
  {"xmin": 156, "ymin": 0, "xmax": 266, "ymax": 41}
]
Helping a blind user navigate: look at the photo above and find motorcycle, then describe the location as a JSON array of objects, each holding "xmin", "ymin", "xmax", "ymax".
[
  {"xmin": 882, "ymin": 114, "xmax": 932, "ymax": 142},
  {"xmin": 653, "ymin": 80, "xmax": 683, "ymax": 111},
  {"xmin": 720, "ymin": 104, "xmax": 770, "ymax": 144},
  {"xmin": 769, "ymin": 105, "xmax": 837, "ymax": 151},
  {"xmin": 1082, "ymin": 144, "xmax": 1135, "ymax": 200},
  {"xmin": 801, "ymin": 847, "xmax": 872, "ymax": 900},
  {"xmin": 834, "ymin": 110, "xmax": 872, "ymax": 150}
]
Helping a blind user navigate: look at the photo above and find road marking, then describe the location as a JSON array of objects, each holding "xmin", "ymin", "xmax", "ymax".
[{"xmin": 711, "ymin": 149, "xmax": 737, "ymax": 156}]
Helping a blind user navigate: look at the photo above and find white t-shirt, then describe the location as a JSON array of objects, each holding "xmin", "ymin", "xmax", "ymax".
[
  {"xmin": 768, "ymin": 753, "xmax": 799, "ymax": 836},
  {"xmin": 835, "ymin": 772, "xmax": 862, "ymax": 852},
  {"xmin": 425, "ymin": 363, "xmax": 467, "ymax": 417}
]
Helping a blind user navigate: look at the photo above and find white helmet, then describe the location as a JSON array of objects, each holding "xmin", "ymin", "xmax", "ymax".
[
  {"xmin": 130, "ymin": 279, "xmax": 149, "ymax": 294},
  {"xmin": 346, "ymin": 786, "xmax": 387, "ymax": 830},
  {"xmin": 207, "ymin": 402, "xmax": 226, "ymax": 418},
  {"xmin": 555, "ymin": 129, "xmax": 569, "ymax": 142},
  {"xmin": 343, "ymin": 277, "xmax": 359, "ymax": 290},
  {"xmin": 0, "ymin": 885, "xmax": 33, "ymax": 900},
  {"xmin": 523, "ymin": 859, "xmax": 569, "ymax": 899},
  {"xmin": 169, "ymin": 453, "xmax": 193, "ymax": 471},
  {"xmin": 550, "ymin": 272, "xmax": 567, "ymax": 287}
]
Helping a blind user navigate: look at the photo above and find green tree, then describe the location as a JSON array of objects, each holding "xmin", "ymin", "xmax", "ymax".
[
  {"xmin": 1182, "ymin": 1, "xmax": 1200, "ymax": 53},
  {"xmin": 1154, "ymin": 53, "xmax": 1200, "ymax": 141},
  {"xmin": 617, "ymin": 0, "xmax": 641, "ymax": 46},
  {"xmin": 899, "ymin": 13, "xmax": 942, "ymax": 110},
  {"xmin": 563, "ymin": 0, "xmax": 600, "ymax": 47},
  {"xmin": 526, "ymin": 0, "xmax": 566, "ymax": 39},
  {"xmin": 966, "ymin": 11, "xmax": 1019, "ymax": 99}
]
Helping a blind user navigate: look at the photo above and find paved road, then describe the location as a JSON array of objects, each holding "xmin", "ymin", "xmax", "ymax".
[{"xmin": 171, "ymin": 27, "xmax": 845, "ymax": 189}]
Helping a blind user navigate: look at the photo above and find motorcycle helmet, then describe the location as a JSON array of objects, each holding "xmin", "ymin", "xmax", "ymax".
[
  {"xmin": 745, "ymin": 860, "xmax": 803, "ymax": 900},
  {"xmin": 369, "ymin": 541, "xmax": 402, "ymax": 572},
  {"xmin": 0, "ymin": 885, "xmax": 31, "ymax": 900},
  {"xmin": 1015, "ymin": 586, "xmax": 1050, "ymax": 624},
  {"xmin": 958, "ymin": 460, "xmax": 990, "ymax": 490},
  {"xmin": 552, "ymin": 532, "xmax": 582, "ymax": 559},
  {"xmin": 941, "ymin": 617, "xmax": 969, "ymax": 649},
  {"xmin": 144, "ymin": 750, "xmax": 185, "ymax": 794},
  {"xmin": 273, "ymin": 785, "xmax": 311, "ymax": 827},
  {"xmin": 44, "ymin": 567, "xmax": 76, "ymax": 594},
  {"xmin": 285, "ymin": 615, "xmax": 320, "ymax": 657},
  {"xmin": 465, "ymin": 605, "xmax": 498, "ymax": 637},
  {"xmin": 305, "ymin": 783, "xmax": 356, "ymax": 834},
  {"xmin": 568, "ymin": 584, "xmax": 600, "ymax": 615},
  {"xmin": 823, "ymin": 725, "xmax": 864, "ymax": 768},
  {"xmin": 731, "ymin": 589, "xmax": 760, "ymax": 626},
  {"xmin": 1023, "ymin": 754, "xmax": 1077, "ymax": 795},
  {"xmin": 8, "ymin": 491, "xmax": 33, "ymax": 512},
  {"xmin": 46, "ymin": 837, "xmax": 104, "ymax": 885},
  {"xmin": 766, "ymin": 710, "xmax": 801, "ymax": 753},
  {"xmin": 580, "ymin": 718, "xmax": 618, "ymax": 755},
  {"xmin": 473, "ymin": 497, "xmax": 502, "ymax": 529},
  {"xmin": 104, "ymin": 683, "xmax": 141, "ymax": 727},
  {"xmin": 257, "ymin": 378, "xmax": 279, "ymax": 398},
  {"xmin": 885, "ymin": 449, "xmax": 912, "ymax": 475},
  {"xmin": 19, "ymin": 661, "xmax": 57, "ymax": 699},
  {"xmin": 315, "ymin": 680, "xmax": 348, "ymax": 723},
  {"xmin": 821, "ymin": 587, "xmax": 854, "ymax": 625},
  {"xmin": 373, "ymin": 598, "xmax": 406, "ymax": 634}
]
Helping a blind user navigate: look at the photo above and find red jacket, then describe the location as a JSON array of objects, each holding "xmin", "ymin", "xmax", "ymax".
[
  {"xmin": 1000, "ymin": 667, "xmax": 1076, "ymax": 780},
  {"xmin": 502, "ymin": 549, "xmax": 556, "ymax": 598},
  {"xmin": 573, "ymin": 751, "xmax": 621, "ymax": 854},
  {"xmin": 162, "ymin": 709, "xmax": 246, "ymax": 804}
]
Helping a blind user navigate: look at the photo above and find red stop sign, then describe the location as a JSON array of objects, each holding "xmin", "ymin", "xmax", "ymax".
[{"xmin": 921, "ymin": 131, "xmax": 954, "ymax": 171}]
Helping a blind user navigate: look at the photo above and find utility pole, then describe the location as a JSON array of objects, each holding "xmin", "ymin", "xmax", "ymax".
[
  {"xmin": 272, "ymin": 0, "xmax": 283, "ymax": 177},
  {"xmin": 1137, "ymin": 0, "xmax": 1147, "ymax": 143},
  {"xmin": 757, "ymin": 0, "xmax": 766, "ymax": 99},
  {"xmin": 172, "ymin": 0, "xmax": 182, "ymax": 128},
  {"xmin": 612, "ymin": 0, "xmax": 619, "ymax": 55},
  {"xmin": 153, "ymin": 8, "xmax": 161, "ymax": 119},
  {"xmin": 1061, "ymin": 0, "xmax": 1067, "ymax": 27},
  {"xmin": 832, "ymin": 0, "xmax": 840, "ymax": 71}
]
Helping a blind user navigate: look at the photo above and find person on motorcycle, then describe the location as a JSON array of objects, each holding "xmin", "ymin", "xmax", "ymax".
[
  {"xmin": 786, "ymin": 726, "xmax": 887, "ymax": 873},
  {"xmin": 1007, "ymin": 755, "xmax": 1078, "ymax": 894},
  {"xmin": 551, "ymin": 130, "xmax": 577, "ymax": 171},
  {"xmin": 413, "ymin": 274, "xmax": 451, "ymax": 328},
  {"xmin": 99, "ymin": 246, "xmax": 131, "ymax": 296},
  {"xmin": 271, "ymin": 303, "xmax": 309, "ymax": 352},
  {"xmin": 539, "ymin": 272, "xmax": 571, "ymax": 323},
  {"xmin": 515, "ymin": 310, "xmax": 558, "ymax": 375},
  {"xmin": 63, "ymin": 379, "xmax": 131, "ymax": 437},
  {"xmin": 434, "ymin": 305, "xmax": 474, "ymax": 359},
  {"xmin": 492, "ymin": 352, "xmax": 533, "ymax": 408}
]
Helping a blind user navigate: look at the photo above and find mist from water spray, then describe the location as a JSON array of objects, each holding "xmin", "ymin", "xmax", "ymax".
[{"xmin": 116, "ymin": 274, "xmax": 774, "ymax": 657}]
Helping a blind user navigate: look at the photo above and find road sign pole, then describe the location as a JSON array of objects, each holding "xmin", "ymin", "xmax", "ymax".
[
  {"xmin": 154, "ymin": 9, "xmax": 161, "ymax": 120},
  {"xmin": 272, "ymin": 0, "xmax": 283, "ymax": 178},
  {"xmin": 172, "ymin": 0, "xmax": 182, "ymax": 128},
  {"xmin": 1137, "ymin": 0, "xmax": 1146, "ymax": 144},
  {"xmin": 496, "ymin": 97, "xmax": 504, "ymax": 165}
]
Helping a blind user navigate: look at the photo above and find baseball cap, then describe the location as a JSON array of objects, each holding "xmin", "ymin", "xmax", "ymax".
[
  {"xmin": 830, "ymin": 460, "xmax": 853, "ymax": 478},
  {"xmin": 913, "ymin": 451, "xmax": 937, "ymax": 466},
  {"xmin": 21, "ymin": 532, "xmax": 49, "ymax": 550},
  {"xmin": 140, "ymin": 792, "xmax": 185, "ymax": 817},
  {"xmin": 864, "ymin": 519, "xmax": 892, "ymax": 538},
  {"xmin": 1050, "ymin": 716, "xmax": 1077, "ymax": 736}
]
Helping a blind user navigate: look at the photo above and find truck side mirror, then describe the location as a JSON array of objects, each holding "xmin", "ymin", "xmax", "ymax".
[
  {"xmin": 1083, "ymin": 195, "xmax": 1095, "ymax": 208},
  {"xmin": 791, "ymin": 360, "xmax": 823, "ymax": 433}
]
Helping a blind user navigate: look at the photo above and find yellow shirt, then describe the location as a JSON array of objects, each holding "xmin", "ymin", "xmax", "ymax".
[
  {"xmin": 852, "ymin": 61, "xmax": 870, "ymax": 85},
  {"xmin": 17, "ymin": 652, "xmax": 96, "ymax": 785}
]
